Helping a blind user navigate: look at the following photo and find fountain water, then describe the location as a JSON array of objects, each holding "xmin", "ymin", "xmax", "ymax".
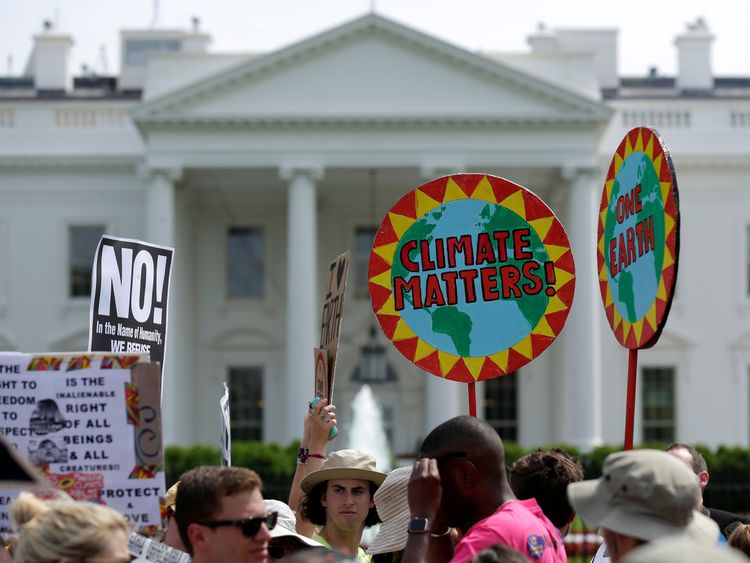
[
  {"xmin": 346, "ymin": 384, "xmax": 392, "ymax": 547},
  {"xmin": 347, "ymin": 384, "xmax": 392, "ymax": 473}
]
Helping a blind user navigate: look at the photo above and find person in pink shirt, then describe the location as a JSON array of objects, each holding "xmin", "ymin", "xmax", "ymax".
[{"xmin": 402, "ymin": 416, "xmax": 567, "ymax": 563}]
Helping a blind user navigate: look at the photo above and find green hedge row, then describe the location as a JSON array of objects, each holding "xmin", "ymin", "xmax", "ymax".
[{"xmin": 164, "ymin": 441, "xmax": 750, "ymax": 512}]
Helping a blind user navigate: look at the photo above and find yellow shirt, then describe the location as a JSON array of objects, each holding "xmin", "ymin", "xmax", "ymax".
[{"xmin": 312, "ymin": 533, "xmax": 371, "ymax": 562}]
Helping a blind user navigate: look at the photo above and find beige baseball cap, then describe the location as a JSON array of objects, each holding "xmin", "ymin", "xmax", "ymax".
[{"xmin": 567, "ymin": 450, "xmax": 718, "ymax": 544}]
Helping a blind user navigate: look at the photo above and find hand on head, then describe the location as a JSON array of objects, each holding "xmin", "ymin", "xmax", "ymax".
[{"xmin": 408, "ymin": 459, "xmax": 442, "ymax": 521}]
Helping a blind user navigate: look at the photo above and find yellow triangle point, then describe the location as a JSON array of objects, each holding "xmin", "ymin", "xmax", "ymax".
[
  {"xmin": 437, "ymin": 350, "xmax": 460, "ymax": 376},
  {"xmin": 546, "ymin": 295, "xmax": 567, "ymax": 314},
  {"xmin": 614, "ymin": 153, "xmax": 624, "ymax": 174},
  {"xmin": 392, "ymin": 319, "xmax": 416, "ymax": 341},
  {"xmin": 555, "ymin": 267, "xmax": 574, "ymax": 288},
  {"xmin": 376, "ymin": 295, "xmax": 397, "ymax": 316},
  {"xmin": 597, "ymin": 237, "xmax": 605, "ymax": 257},
  {"xmin": 613, "ymin": 307, "xmax": 623, "ymax": 330},
  {"xmin": 388, "ymin": 212, "xmax": 416, "ymax": 238},
  {"xmin": 488, "ymin": 350, "xmax": 509, "ymax": 372},
  {"xmin": 512, "ymin": 335, "xmax": 533, "ymax": 360},
  {"xmin": 529, "ymin": 216, "xmax": 554, "ymax": 240},
  {"xmin": 373, "ymin": 242, "xmax": 398, "ymax": 265},
  {"xmin": 600, "ymin": 208, "xmax": 610, "ymax": 229},
  {"xmin": 645, "ymin": 304, "xmax": 657, "ymax": 331},
  {"xmin": 368, "ymin": 270, "xmax": 392, "ymax": 290},
  {"xmin": 664, "ymin": 213, "xmax": 675, "ymax": 237},
  {"xmin": 605, "ymin": 288, "xmax": 614, "ymax": 306},
  {"xmin": 464, "ymin": 357, "xmax": 484, "ymax": 381},
  {"xmin": 632, "ymin": 320, "xmax": 643, "ymax": 344},
  {"xmin": 599, "ymin": 263, "xmax": 609, "ymax": 281},
  {"xmin": 416, "ymin": 189, "xmax": 442, "ymax": 218},
  {"xmin": 624, "ymin": 134, "xmax": 634, "ymax": 155},
  {"xmin": 633, "ymin": 130, "xmax": 644, "ymax": 153},
  {"xmin": 414, "ymin": 340, "xmax": 437, "ymax": 362},
  {"xmin": 443, "ymin": 178, "xmax": 467, "ymax": 202},
  {"xmin": 604, "ymin": 179, "xmax": 615, "ymax": 201},
  {"xmin": 471, "ymin": 176, "xmax": 496, "ymax": 203},
  {"xmin": 657, "ymin": 277, "xmax": 667, "ymax": 300},
  {"xmin": 644, "ymin": 134, "xmax": 655, "ymax": 159},
  {"xmin": 500, "ymin": 189, "xmax": 526, "ymax": 220},
  {"xmin": 660, "ymin": 181, "xmax": 671, "ymax": 203},
  {"xmin": 546, "ymin": 244, "xmax": 569, "ymax": 262},
  {"xmin": 532, "ymin": 316, "xmax": 555, "ymax": 338}
]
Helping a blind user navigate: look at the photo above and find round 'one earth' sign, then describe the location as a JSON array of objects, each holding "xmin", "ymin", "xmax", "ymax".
[
  {"xmin": 368, "ymin": 174, "xmax": 575, "ymax": 383},
  {"xmin": 597, "ymin": 127, "xmax": 680, "ymax": 349}
]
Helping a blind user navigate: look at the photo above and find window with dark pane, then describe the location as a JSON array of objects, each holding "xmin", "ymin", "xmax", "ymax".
[
  {"xmin": 641, "ymin": 366, "xmax": 675, "ymax": 443},
  {"xmin": 228, "ymin": 367, "xmax": 264, "ymax": 441},
  {"xmin": 354, "ymin": 226, "xmax": 377, "ymax": 298},
  {"xmin": 70, "ymin": 225, "xmax": 105, "ymax": 297},
  {"xmin": 484, "ymin": 371, "xmax": 518, "ymax": 442},
  {"xmin": 227, "ymin": 227, "xmax": 264, "ymax": 299}
]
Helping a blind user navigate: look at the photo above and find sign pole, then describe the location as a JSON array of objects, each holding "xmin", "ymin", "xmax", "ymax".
[
  {"xmin": 623, "ymin": 348, "xmax": 638, "ymax": 450},
  {"xmin": 467, "ymin": 382, "xmax": 477, "ymax": 417}
]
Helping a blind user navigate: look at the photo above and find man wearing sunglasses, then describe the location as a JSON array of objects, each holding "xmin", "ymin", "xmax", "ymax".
[{"xmin": 175, "ymin": 465, "xmax": 276, "ymax": 562}]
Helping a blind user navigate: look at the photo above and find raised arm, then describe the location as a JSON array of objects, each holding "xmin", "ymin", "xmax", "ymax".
[{"xmin": 288, "ymin": 398, "xmax": 336, "ymax": 537}]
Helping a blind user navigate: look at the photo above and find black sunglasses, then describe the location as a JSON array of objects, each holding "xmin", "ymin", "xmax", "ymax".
[{"xmin": 198, "ymin": 511, "xmax": 278, "ymax": 537}]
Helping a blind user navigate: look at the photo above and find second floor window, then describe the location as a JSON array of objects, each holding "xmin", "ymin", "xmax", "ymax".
[
  {"xmin": 227, "ymin": 227, "xmax": 265, "ymax": 299},
  {"xmin": 70, "ymin": 225, "xmax": 105, "ymax": 298}
]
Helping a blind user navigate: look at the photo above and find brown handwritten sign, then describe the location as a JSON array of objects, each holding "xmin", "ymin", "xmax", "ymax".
[{"xmin": 318, "ymin": 251, "xmax": 350, "ymax": 402}]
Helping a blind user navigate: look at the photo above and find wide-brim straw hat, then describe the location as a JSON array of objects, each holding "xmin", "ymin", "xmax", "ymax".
[
  {"xmin": 367, "ymin": 466, "xmax": 411, "ymax": 555},
  {"xmin": 300, "ymin": 449, "xmax": 386, "ymax": 494}
]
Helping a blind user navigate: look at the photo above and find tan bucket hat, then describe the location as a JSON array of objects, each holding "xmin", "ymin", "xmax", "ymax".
[
  {"xmin": 567, "ymin": 450, "xmax": 718, "ymax": 544},
  {"xmin": 367, "ymin": 466, "xmax": 411, "ymax": 555},
  {"xmin": 300, "ymin": 449, "xmax": 386, "ymax": 494}
]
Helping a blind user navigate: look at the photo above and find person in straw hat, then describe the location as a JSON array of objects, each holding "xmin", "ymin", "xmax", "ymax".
[
  {"xmin": 367, "ymin": 465, "xmax": 412, "ymax": 562},
  {"xmin": 297, "ymin": 449, "xmax": 386, "ymax": 562}
]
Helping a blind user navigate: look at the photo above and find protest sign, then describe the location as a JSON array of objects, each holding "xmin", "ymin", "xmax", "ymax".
[
  {"xmin": 89, "ymin": 236, "xmax": 174, "ymax": 376},
  {"xmin": 597, "ymin": 127, "xmax": 679, "ymax": 350},
  {"xmin": 597, "ymin": 127, "xmax": 680, "ymax": 449},
  {"xmin": 129, "ymin": 532, "xmax": 191, "ymax": 563},
  {"xmin": 318, "ymin": 251, "xmax": 350, "ymax": 403},
  {"xmin": 0, "ymin": 353, "xmax": 165, "ymax": 537},
  {"xmin": 313, "ymin": 348, "xmax": 329, "ymax": 402},
  {"xmin": 220, "ymin": 382, "xmax": 231, "ymax": 467},
  {"xmin": 369, "ymin": 174, "xmax": 575, "ymax": 386}
]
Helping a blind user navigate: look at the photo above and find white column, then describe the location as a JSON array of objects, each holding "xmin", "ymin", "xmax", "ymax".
[
  {"xmin": 420, "ymin": 165, "xmax": 465, "ymax": 432},
  {"xmin": 144, "ymin": 167, "xmax": 189, "ymax": 446},
  {"xmin": 560, "ymin": 167, "xmax": 603, "ymax": 449},
  {"xmin": 281, "ymin": 165, "xmax": 322, "ymax": 443}
]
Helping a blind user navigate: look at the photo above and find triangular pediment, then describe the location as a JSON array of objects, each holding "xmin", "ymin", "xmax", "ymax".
[{"xmin": 133, "ymin": 14, "xmax": 610, "ymax": 126}]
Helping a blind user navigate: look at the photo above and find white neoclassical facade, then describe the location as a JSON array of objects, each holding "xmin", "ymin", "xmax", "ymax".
[{"xmin": 1, "ymin": 14, "xmax": 749, "ymax": 452}]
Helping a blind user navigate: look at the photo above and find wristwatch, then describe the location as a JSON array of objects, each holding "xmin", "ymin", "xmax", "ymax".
[{"xmin": 408, "ymin": 516, "xmax": 429, "ymax": 534}]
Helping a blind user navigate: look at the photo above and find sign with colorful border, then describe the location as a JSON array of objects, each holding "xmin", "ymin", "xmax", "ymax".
[
  {"xmin": 597, "ymin": 127, "xmax": 680, "ymax": 349},
  {"xmin": 368, "ymin": 174, "xmax": 575, "ymax": 383}
]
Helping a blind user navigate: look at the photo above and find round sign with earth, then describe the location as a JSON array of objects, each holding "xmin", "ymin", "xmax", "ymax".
[
  {"xmin": 597, "ymin": 127, "xmax": 680, "ymax": 349},
  {"xmin": 368, "ymin": 174, "xmax": 575, "ymax": 383}
]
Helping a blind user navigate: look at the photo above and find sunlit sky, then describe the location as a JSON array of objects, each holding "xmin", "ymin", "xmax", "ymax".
[{"xmin": 2, "ymin": 0, "xmax": 749, "ymax": 78}]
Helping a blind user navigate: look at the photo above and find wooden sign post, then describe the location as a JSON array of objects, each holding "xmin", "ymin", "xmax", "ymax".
[
  {"xmin": 597, "ymin": 127, "xmax": 680, "ymax": 449},
  {"xmin": 368, "ymin": 174, "xmax": 575, "ymax": 415}
]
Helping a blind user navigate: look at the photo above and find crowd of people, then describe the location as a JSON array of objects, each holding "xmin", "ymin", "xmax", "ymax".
[{"xmin": 2, "ymin": 398, "xmax": 750, "ymax": 562}]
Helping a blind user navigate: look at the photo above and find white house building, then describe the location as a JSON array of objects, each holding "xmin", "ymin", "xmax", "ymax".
[{"xmin": 1, "ymin": 14, "xmax": 749, "ymax": 453}]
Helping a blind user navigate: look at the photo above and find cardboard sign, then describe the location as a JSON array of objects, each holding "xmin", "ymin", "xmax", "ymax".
[
  {"xmin": 597, "ymin": 127, "xmax": 680, "ymax": 349},
  {"xmin": 0, "ymin": 353, "xmax": 165, "ymax": 536},
  {"xmin": 369, "ymin": 174, "xmax": 575, "ymax": 382},
  {"xmin": 318, "ymin": 251, "xmax": 350, "ymax": 402},
  {"xmin": 313, "ymin": 348, "xmax": 329, "ymax": 401},
  {"xmin": 89, "ymin": 236, "xmax": 174, "ymax": 375}
]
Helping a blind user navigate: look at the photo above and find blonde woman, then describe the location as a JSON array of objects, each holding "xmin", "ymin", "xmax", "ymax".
[{"xmin": 11, "ymin": 492, "xmax": 130, "ymax": 563}]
